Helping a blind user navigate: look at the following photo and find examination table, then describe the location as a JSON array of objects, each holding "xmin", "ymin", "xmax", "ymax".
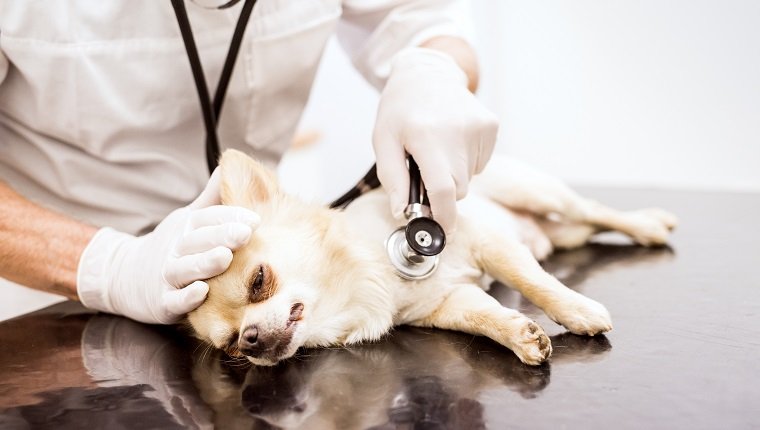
[{"xmin": 1, "ymin": 188, "xmax": 758, "ymax": 429}]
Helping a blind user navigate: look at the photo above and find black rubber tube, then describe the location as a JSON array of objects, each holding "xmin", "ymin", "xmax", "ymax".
[
  {"xmin": 408, "ymin": 156, "xmax": 422, "ymax": 205},
  {"xmin": 172, "ymin": 0, "xmax": 219, "ymax": 174},
  {"xmin": 172, "ymin": 0, "xmax": 257, "ymax": 174},
  {"xmin": 328, "ymin": 164, "xmax": 381, "ymax": 209},
  {"xmin": 213, "ymin": 0, "xmax": 257, "ymax": 120}
]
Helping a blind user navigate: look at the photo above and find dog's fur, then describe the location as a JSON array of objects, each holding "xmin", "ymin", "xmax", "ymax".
[{"xmin": 187, "ymin": 150, "xmax": 677, "ymax": 366}]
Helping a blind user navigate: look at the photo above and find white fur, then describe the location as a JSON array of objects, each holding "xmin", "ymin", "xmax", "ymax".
[{"xmin": 188, "ymin": 152, "xmax": 678, "ymax": 366}]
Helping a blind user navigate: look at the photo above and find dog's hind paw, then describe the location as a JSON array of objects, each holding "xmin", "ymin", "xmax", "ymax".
[
  {"xmin": 624, "ymin": 208, "xmax": 678, "ymax": 246},
  {"xmin": 639, "ymin": 207, "xmax": 678, "ymax": 231},
  {"xmin": 508, "ymin": 319, "xmax": 552, "ymax": 365}
]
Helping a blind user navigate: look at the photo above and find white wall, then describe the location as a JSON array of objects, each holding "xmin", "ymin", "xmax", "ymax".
[{"xmin": 295, "ymin": 0, "xmax": 760, "ymax": 201}]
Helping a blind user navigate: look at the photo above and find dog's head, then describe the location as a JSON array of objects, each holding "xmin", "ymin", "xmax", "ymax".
[{"xmin": 187, "ymin": 150, "xmax": 392, "ymax": 366}]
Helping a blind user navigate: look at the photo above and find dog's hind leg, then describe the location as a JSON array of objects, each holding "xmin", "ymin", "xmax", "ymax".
[
  {"xmin": 411, "ymin": 285, "xmax": 552, "ymax": 365},
  {"xmin": 473, "ymin": 156, "xmax": 677, "ymax": 247},
  {"xmin": 546, "ymin": 198, "xmax": 678, "ymax": 247},
  {"xmin": 535, "ymin": 218, "xmax": 598, "ymax": 250},
  {"xmin": 475, "ymin": 231, "xmax": 613, "ymax": 336}
]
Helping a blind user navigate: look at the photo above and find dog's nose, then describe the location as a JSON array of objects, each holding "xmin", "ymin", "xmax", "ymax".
[{"xmin": 239, "ymin": 326, "xmax": 259, "ymax": 353}]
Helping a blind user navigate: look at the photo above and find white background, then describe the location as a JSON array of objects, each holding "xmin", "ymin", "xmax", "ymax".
[
  {"xmin": 294, "ymin": 0, "xmax": 760, "ymax": 203},
  {"xmin": 4, "ymin": 1, "xmax": 759, "ymax": 320}
]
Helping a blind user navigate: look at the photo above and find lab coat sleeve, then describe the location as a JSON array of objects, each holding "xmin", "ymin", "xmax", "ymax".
[{"xmin": 338, "ymin": 0, "xmax": 471, "ymax": 90}]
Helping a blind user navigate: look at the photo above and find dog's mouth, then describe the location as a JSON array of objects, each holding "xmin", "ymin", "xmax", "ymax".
[{"xmin": 234, "ymin": 303, "xmax": 305, "ymax": 365}]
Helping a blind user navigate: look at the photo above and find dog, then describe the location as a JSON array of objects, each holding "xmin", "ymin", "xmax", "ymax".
[{"xmin": 187, "ymin": 149, "xmax": 677, "ymax": 366}]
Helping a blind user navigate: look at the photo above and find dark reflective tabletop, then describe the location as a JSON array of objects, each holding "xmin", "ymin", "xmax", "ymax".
[{"xmin": 2, "ymin": 189, "xmax": 759, "ymax": 429}]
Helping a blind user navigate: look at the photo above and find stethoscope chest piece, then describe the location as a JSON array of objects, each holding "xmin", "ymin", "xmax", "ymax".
[
  {"xmin": 405, "ymin": 217, "xmax": 446, "ymax": 256},
  {"xmin": 385, "ymin": 155, "xmax": 447, "ymax": 281},
  {"xmin": 386, "ymin": 227, "xmax": 440, "ymax": 280}
]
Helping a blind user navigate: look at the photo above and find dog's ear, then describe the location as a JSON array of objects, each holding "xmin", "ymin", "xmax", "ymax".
[{"xmin": 219, "ymin": 149, "xmax": 279, "ymax": 207}]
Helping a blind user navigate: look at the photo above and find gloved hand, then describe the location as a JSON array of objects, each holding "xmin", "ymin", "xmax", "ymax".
[
  {"xmin": 77, "ymin": 169, "xmax": 260, "ymax": 324},
  {"xmin": 373, "ymin": 47, "xmax": 499, "ymax": 234}
]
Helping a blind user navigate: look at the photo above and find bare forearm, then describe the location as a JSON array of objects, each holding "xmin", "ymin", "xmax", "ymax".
[
  {"xmin": 419, "ymin": 35, "xmax": 480, "ymax": 93},
  {"xmin": 0, "ymin": 181, "xmax": 97, "ymax": 300}
]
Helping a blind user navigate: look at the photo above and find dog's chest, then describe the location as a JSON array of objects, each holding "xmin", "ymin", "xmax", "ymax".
[
  {"xmin": 383, "ymin": 244, "xmax": 484, "ymax": 324},
  {"xmin": 341, "ymin": 188, "xmax": 526, "ymax": 323}
]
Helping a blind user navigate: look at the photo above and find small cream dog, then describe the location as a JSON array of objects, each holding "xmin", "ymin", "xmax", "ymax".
[{"xmin": 188, "ymin": 150, "xmax": 677, "ymax": 366}]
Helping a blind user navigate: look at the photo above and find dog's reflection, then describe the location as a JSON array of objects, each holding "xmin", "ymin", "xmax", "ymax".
[
  {"xmin": 192, "ymin": 327, "xmax": 612, "ymax": 429},
  {"xmin": 0, "ymin": 309, "xmax": 613, "ymax": 429},
  {"xmin": 489, "ymin": 243, "xmax": 676, "ymax": 312},
  {"xmin": 241, "ymin": 360, "xmax": 317, "ymax": 428},
  {"xmin": 543, "ymin": 242, "xmax": 676, "ymax": 288}
]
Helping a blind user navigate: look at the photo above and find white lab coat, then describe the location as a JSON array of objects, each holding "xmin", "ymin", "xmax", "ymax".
[{"xmin": 0, "ymin": 0, "xmax": 462, "ymax": 235}]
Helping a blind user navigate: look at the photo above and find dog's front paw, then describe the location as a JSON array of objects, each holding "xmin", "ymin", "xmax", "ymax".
[
  {"xmin": 506, "ymin": 317, "xmax": 552, "ymax": 365},
  {"xmin": 546, "ymin": 295, "xmax": 613, "ymax": 336}
]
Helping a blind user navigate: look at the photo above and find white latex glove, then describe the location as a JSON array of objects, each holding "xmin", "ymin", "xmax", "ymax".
[
  {"xmin": 373, "ymin": 47, "xmax": 499, "ymax": 234},
  {"xmin": 77, "ymin": 169, "xmax": 260, "ymax": 324}
]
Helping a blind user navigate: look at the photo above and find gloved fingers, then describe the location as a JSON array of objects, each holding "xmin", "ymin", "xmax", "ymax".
[
  {"xmin": 161, "ymin": 281, "xmax": 210, "ymax": 321},
  {"xmin": 189, "ymin": 167, "xmax": 222, "ymax": 209},
  {"xmin": 415, "ymin": 150, "xmax": 458, "ymax": 235},
  {"xmin": 175, "ymin": 223, "xmax": 252, "ymax": 256},
  {"xmin": 425, "ymin": 173, "xmax": 458, "ymax": 236},
  {"xmin": 448, "ymin": 155, "xmax": 470, "ymax": 201},
  {"xmin": 472, "ymin": 110, "xmax": 500, "ymax": 174},
  {"xmin": 163, "ymin": 246, "xmax": 233, "ymax": 288},
  {"xmin": 373, "ymin": 128, "xmax": 410, "ymax": 218},
  {"xmin": 189, "ymin": 205, "xmax": 260, "ymax": 230}
]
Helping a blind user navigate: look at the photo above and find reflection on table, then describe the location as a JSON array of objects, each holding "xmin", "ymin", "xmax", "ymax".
[{"xmin": 0, "ymin": 246, "xmax": 657, "ymax": 429}]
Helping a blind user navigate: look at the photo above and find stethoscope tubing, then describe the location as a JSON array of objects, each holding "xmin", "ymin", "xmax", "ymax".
[
  {"xmin": 172, "ymin": 0, "xmax": 446, "ymax": 275},
  {"xmin": 172, "ymin": 0, "xmax": 258, "ymax": 174}
]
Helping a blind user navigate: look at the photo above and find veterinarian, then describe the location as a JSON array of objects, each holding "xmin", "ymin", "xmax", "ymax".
[{"xmin": 0, "ymin": 1, "xmax": 498, "ymax": 324}]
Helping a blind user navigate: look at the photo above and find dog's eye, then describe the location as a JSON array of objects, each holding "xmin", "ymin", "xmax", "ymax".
[
  {"xmin": 248, "ymin": 263, "xmax": 276, "ymax": 303},
  {"xmin": 251, "ymin": 265, "xmax": 264, "ymax": 293}
]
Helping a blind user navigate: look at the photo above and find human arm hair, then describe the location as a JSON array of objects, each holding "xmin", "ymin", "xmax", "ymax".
[{"xmin": 0, "ymin": 181, "xmax": 97, "ymax": 300}]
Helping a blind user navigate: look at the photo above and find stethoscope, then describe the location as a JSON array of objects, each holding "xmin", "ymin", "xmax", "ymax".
[
  {"xmin": 382, "ymin": 157, "xmax": 447, "ymax": 280},
  {"xmin": 172, "ymin": 0, "xmax": 447, "ymax": 280},
  {"xmin": 327, "ymin": 157, "xmax": 446, "ymax": 279}
]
